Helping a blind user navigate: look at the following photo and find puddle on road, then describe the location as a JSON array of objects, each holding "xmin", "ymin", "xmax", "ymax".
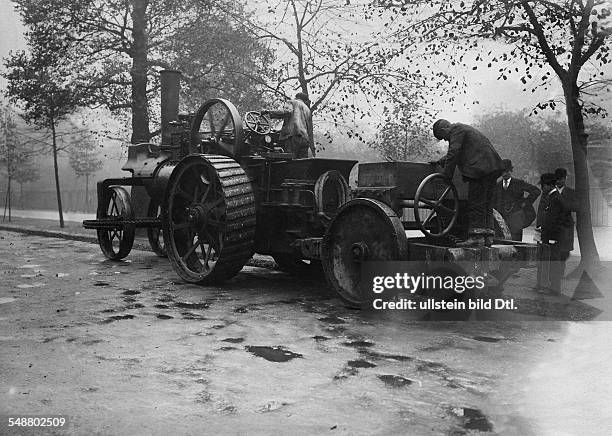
[
  {"xmin": 312, "ymin": 336, "xmax": 330, "ymax": 342},
  {"xmin": 121, "ymin": 290, "xmax": 140, "ymax": 296},
  {"xmin": 125, "ymin": 303, "xmax": 145, "ymax": 309},
  {"xmin": 93, "ymin": 282, "xmax": 110, "ymax": 287},
  {"xmin": 181, "ymin": 312, "xmax": 207, "ymax": 320},
  {"xmin": 343, "ymin": 340, "xmax": 375, "ymax": 348},
  {"xmin": 175, "ymin": 301, "xmax": 210, "ymax": 310},
  {"xmin": 154, "ymin": 304, "xmax": 169, "ymax": 309},
  {"xmin": 318, "ymin": 316, "xmax": 346, "ymax": 324},
  {"xmin": 359, "ymin": 350, "xmax": 413, "ymax": 362},
  {"xmin": 472, "ymin": 336, "xmax": 502, "ymax": 343},
  {"xmin": 222, "ymin": 338, "xmax": 244, "ymax": 343},
  {"xmin": 378, "ymin": 374, "xmax": 413, "ymax": 388},
  {"xmin": 451, "ymin": 407, "xmax": 494, "ymax": 432},
  {"xmin": 100, "ymin": 314, "xmax": 135, "ymax": 324},
  {"xmin": 156, "ymin": 314, "xmax": 174, "ymax": 320},
  {"xmin": 347, "ymin": 359, "xmax": 376, "ymax": 369},
  {"xmin": 245, "ymin": 346, "xmax": 303, "ymax": 362}
]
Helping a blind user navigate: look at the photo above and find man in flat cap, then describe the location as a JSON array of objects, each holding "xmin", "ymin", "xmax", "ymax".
[
  {"xmin": 494, "ymin": 159, "xmax": 541, "ymax": 241},
  {"xmin": 542, "ymin": 167, "xmax": 578, "ymax": 292},
  {"xmin": 263, "ymin": 92, "xmax": 314, "ymax": 158},
  {"xmin": 431, "ymin": 119, "xmax": 505, "ymax": 246}
]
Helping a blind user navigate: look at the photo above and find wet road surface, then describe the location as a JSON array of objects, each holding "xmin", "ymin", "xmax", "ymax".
[{"xmin": 0, "ymin": 231, "xmax": 609, "ymax": 435}]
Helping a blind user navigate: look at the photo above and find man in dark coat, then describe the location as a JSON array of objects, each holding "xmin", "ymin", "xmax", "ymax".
[
  {"xmin": 431, "ymin": 119, "xmax": 505, "ymax": 246},
  {"xmin": 534, "ymin": 173, "xmax": 556, "ymax": 291},
  {"xmin": 494, "ymin": 159, "xmax": 541, "ymax": 241},
  {"xmin": 264, "ymin": 92, "xmax": 314, "ymax": 158},
  {"xmin": 541, "ymin": 168, "xmax": 578, "ymax": 292}
]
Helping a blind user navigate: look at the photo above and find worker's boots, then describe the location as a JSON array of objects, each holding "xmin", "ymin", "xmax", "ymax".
[{"xmin": 456, "ymin": 228, "xmax": 487, "ymax": 247}]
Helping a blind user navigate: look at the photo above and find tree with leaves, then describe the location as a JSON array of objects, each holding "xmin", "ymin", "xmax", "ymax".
[
  {"xmin": 68, "ymin": 137, "xmax": 103, "ymax": 212},
  {"xmin": 11, "ymin": 0, "xmax": 274, "ymax": 144},
  {"xmin": 3, "ymin": 36, "xmax": 92, "ymax": 227},
  {"xmin": 218, "ymin": 0, "xmax": 447, "ymax": 145},
  {"xmin": 380, "ymin": 0, "xmax": 611, "ymax": 273},
  {"xmin": 0, "ymin": 106, "xmax": 40, "ymax": 220}
]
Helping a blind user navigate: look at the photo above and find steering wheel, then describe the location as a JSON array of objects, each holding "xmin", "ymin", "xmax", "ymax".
[
  {"xmin": 413, "ymin": 173, "xmax": 459, "ymax": 238},
  {"xmin": 244, "ymin": 111, "xmax": 272, "ymax": 135}
]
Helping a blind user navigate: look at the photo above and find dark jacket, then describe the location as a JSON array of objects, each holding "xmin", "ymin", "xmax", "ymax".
[
  {"xmin": 440, "ymin": 123, "xmax": 505, "ymax": 180},
  {"xmin": 269, "ymin": 99, "xmax": 313, "ymax": 145},
  {"xmin": 542, "ymin": 187, "xmax": 578, "ymax": 252},
  {"xmin": 494, "ymin": 178, "xmax": 541, "ymax": 217}
]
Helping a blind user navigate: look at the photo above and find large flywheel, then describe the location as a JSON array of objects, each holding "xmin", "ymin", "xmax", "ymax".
[
  {"xmin": 162, "ymin": 155, "xmax": 256, "ymax": 284},
  {"xmin": 321, "ymin": 198, "xmax": 408, "ymax": 308},
  {"xmin": 190, "ymin": 99, "xmax": 244, "ymax": 158}
]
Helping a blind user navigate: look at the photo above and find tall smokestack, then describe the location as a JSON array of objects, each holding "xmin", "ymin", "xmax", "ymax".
[{"xmin": 160, "ymin": 69, "xmax": 181, "ymax": 145}]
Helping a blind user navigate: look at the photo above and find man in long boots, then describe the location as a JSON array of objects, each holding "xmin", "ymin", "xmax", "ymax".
[{"xmin": 431, "ymin": 119, "xmax": 505, "ymax": 247}]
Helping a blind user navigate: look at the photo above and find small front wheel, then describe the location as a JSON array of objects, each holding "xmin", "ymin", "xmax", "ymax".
[{"xmin": 96, "ymin": 186, "xmax": 135, "ymax": 260}]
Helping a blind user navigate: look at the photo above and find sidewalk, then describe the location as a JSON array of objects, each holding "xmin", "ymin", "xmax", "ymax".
[{"xmin": 0, "ymin": 215, "xmax": 276, "ymax": 268}]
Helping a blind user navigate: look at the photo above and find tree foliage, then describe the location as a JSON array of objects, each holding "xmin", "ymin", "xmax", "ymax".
[
  {"xmin": 377, "ymin": 0, "xmax": 611, "ymax": 268},
  {"xmin": 221, "ymin": 0, "xmax": 451, "ymax": 140},
  {"xmin": 11, "ymin": 0, "xmax": 274, "ymax": 143}
]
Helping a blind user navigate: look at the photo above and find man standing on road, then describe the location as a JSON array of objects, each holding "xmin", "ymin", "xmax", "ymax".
[
  {"xmin": 431, "ymin": 119, "xmax": 505, "ymax": 247},
  {"xmin": 542, "ymin": 167, "xmax": 578, "ymax": 293},
  {"xmin": 494, "ymin": 159, "xmax": 541, "ymax": 241},
  {"xmin": 534, "ymin": 173, "xmax": 556, "ymax": 291},
  {"xmin": 263, "ymin": 92, "xmax": 314, "ymax": 158}
]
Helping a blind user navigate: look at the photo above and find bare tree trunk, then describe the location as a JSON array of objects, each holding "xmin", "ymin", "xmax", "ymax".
[
  {"xmin": 85, "ymin": 174, "xmax": 89, "ymax": 213},
  {"xmin": 50, "ymin": 119, "xmax": 65, "ymax": 228},
  {"xmin": 563, "ymin": 83, "xmax": 600, "ymax": 274},
  {"xmin": 6, "ymin": 175, "xmax": 11, "ymax": 222},
  {"xmin": 130, "ymin": 0, "xmax": 151, "ymax": 144}
]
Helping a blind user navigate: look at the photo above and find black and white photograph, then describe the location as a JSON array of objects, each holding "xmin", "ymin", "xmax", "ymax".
[{"xmin": 1, "ymin": 0, "xmax": 611, "ymax": 434}]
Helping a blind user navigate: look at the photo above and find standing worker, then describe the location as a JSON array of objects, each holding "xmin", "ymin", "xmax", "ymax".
[
  {"xmin": 494, "ymin": 159, "xmax": 541, "ymax": 241},
  {"xmin": 430, "ymin": 119, "xmax": 505, "ymax": 247},
  {"xmin": 263, "ymin": 92, "xmax": 314, "ymax": 158}
]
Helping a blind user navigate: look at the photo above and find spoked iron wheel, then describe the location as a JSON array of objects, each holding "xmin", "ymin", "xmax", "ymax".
[
  {"xmin": 190, "ymin": 98, "xmax": 244, "ymax": 158},
  {"xmin": 96, "ymin": 186, "xmax": 135, "ymax": 260},
  {"xmin": 162, "ymin": 155, "xmax": 256, "ymax": 284},
  {"xmin": 147, "ymin": 198, "xmax": 166, "ymax": 258},
  {"xmin": 414, "ymin": 173, "xmax": 459, "ymax": 238},
  {"xmin": 321, "ymin": 198, "xmax": 408, "ymax": 308}
]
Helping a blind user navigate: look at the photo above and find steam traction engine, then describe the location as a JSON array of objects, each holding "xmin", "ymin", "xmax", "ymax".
[{"xmin": 84, "ymin": 70, "xmax": 537, "ymax": 308}]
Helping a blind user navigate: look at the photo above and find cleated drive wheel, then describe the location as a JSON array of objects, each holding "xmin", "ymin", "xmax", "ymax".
[
  {"xmin": 321, "ymin": 198, "xmax": 408, "ymax": 308},
  {"xmin": 96, "ymin": 186, "xmax": 135, "ymax": 260},
  {"xmin": 162, "ymin": 155, "xmax": 256, "ymax": 284},
  {"xmin": 147, "ymin": 198, "xmax": 166, "ymax": 258}
]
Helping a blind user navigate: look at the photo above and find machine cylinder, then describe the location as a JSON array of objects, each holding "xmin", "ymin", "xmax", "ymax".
[{"xmin": 160, "ymin": 69, "xmax": 181, "ymax": 145}]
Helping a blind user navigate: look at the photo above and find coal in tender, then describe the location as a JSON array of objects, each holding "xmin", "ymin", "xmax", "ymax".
[{"xmin": 245, "ymin": 346, "xmax": 303, "ymax": 362}]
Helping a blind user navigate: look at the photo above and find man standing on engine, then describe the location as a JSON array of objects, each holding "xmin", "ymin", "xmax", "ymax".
[
  {"xmin": 263, "ymin": 92, "xmax": 314, "ymax": 158},
  {"xmin": 431, "ymin": 119, "xmax": 505, "ymax": 247}
]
